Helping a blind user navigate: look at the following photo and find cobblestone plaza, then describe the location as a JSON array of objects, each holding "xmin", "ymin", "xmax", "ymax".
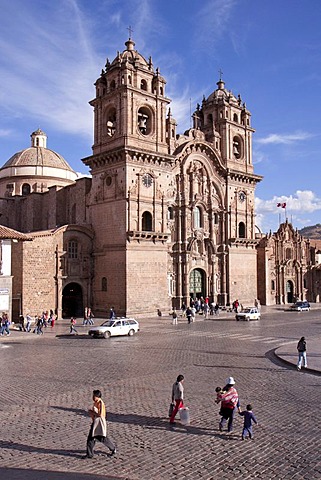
[{"xmin": 0, "ymin": 308, "xmax": 320, "ymax": 479}]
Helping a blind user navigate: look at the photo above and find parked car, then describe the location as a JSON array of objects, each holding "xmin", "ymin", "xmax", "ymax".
[
  {"xmin": 290, "ymin": 301, "xmax": 310, "ymax": 312},
  {"xmin": 88, "ymin": 318, "xmax": 140, "ymax": 338},
  {"xmin": 236, "ymin": 307, "xmax": 260, "ymax": 321}
]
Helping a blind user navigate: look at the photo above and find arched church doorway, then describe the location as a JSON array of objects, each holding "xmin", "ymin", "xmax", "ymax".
[
  {"xmin": 286, "ymin": 280, "xmax": 294, "ymax": 304},
  {"xmin": 62, "ymin": 283, "xmax": 83, "ymax": 318},
  {"xmin": 189, "ymin": 268, "xmax": 206, "ymax": 300}
]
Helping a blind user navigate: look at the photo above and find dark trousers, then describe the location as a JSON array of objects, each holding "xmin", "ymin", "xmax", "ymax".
[
  {"xmin": 219, "ymin": 407, "xmax": 235, "ymax": 432},
  {"xmin": 86, "ymin": 424, "xmax": 115, "ymax": 457}
]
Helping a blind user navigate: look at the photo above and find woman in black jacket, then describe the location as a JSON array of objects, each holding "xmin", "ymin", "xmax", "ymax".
[{"xmin": 297, "ymin": 336, "xmax": 307, "ymax": 370}]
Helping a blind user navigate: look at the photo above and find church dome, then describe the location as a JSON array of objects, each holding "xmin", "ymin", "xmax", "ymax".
[
  {"xmin": 2, "ymin": 146, "xmax": 74, "ymax": 171},
  {"xmin": 2, "ymin": 128, "xmax": 75, "ymax": 172},
  {"xmin": 206, "ymin": 79, "xmax": 239, "ymax": 105},
  {"xmin": 108, "ymin": 38, "xmax": 151, "ymax": 72},
  {"xmin": 0, "ymin": 129, "xmax": 77, "ymax": 197}
]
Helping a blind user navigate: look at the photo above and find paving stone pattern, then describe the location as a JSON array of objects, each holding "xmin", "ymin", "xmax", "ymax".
[{"xmin": 0, "ymin": 309, "xmax": 320, "ymax": 480}]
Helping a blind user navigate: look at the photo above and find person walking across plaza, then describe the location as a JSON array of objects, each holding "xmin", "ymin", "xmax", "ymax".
[
  {"xmin": 83, "ymin": 389, "xmax": 116, "ymax": 459},
  {"xmin": 35, "ymin": 315, "xmax": 44, "ymax": 335},
  {"xmin": 0, "ymin": 312, "xmax": 10, "ymax": 336},
  {"xmin": 170, "ymin": 308, "xmax": 178, "ymax": 325},
  {"xmin": 69, "ymin": 317, "xmax": 78, "ymax": 335},
  {"xmin": 216, "ymin": 376, "xmax": 240, "ymax": 433},
  {"xmin": 297, "ymin": 336, "xmax": 307, "ymax": 370},
  {"xmin": 170, "ymin": 374, "xmax": 184, "ymax": 424},
  {"xmin": 239, "ymin": 403, "xmax": 258, "ymax": 440},
  {"xmin": 25, "ymin": 313, "xmax": 32, "ymax": 332}
]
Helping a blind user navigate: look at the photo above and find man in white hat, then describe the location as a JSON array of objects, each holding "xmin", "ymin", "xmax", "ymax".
[{"xmin": 216, "ymin": 376, "xmax": 240, "ymax": 433}]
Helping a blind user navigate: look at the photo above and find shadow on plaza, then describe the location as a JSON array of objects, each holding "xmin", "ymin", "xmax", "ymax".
[
  {"xmin": 50, "ymin": 407, "xmax": 224, "ymax": 439},
  {"xmin": 56, "ymin": 334, "xmax": 92, "ymax": 340},
  {"xmin": 105, "ymin": 411, "xmax": 234, "ymax": 440},
  {"xmin": 0, "ymin": 439, "xmax": 84, "ymax": 459},
  {"xmin": 51, "ymin": 406, "xmax": 88, "ymax": 417},
  {"xmin": 0, "ymin": 467, "xmax": 120, "ymax": 480}
]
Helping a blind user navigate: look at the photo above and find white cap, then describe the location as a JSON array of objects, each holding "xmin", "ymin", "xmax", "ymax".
[{"xmin": 226, "ymin": 376, "xmax": 235, "ymax": 385}]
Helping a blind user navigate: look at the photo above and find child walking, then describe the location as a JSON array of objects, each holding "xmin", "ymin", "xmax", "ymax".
[
  {"xmin": 69, "ymin": 317, "xmax": 78, "ymax": 334},
  {"xmin": 239, "ymin": 404, "xmax": 258, "ymax": 440}
]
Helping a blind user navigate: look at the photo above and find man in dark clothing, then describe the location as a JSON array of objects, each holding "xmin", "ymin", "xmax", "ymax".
[{"xmin": 297, "ymin": 336, "xmax": 307, "ymax": 370}]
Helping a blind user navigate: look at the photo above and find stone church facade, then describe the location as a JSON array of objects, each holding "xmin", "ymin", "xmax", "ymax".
[{"xmin": 0, "ymin": 37, "xmax": 319, "ymax": 319}]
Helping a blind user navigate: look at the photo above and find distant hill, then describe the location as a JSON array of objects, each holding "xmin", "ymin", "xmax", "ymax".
[{"xmin": 299, "ymin": 224, "xmax": 321, "ymax": 239}]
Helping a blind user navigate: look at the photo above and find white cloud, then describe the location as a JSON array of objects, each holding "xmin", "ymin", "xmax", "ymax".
[
  {"xmin": 195, "ymin": 0, "xmax": 237, "ymax": 51},
  {"xmin": 0, "ymin": 129, "xmax": 12, "ymax": 137},
  {"xmin": 252, "ymin": 150, "xmax": 267, "ymax": 165},
  {"xmin": 0, "ymin": 0, "xmax": 100, "ymax": 139},
  {"xmin": 256, "ymin": 131, "xmax": 312, "ymax": 145},
  {"xmin": 256, "ymin": 190, "xmax": 321, "ymax": 214}
]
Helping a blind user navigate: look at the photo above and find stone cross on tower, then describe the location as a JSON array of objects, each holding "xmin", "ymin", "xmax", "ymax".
[{"xmin": 127, "ymin": 25, "xmax": 134, "ymax": 39}]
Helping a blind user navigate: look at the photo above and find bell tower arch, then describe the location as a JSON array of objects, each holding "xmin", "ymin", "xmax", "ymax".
[{"xmin": 90, "ymin": 37, "xmax": 171, "ymax": 157}]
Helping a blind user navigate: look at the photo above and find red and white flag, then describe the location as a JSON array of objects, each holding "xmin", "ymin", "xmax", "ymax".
[{"xmin": 277, "ymin": 202, "xmax": 286, "ymax": 208}]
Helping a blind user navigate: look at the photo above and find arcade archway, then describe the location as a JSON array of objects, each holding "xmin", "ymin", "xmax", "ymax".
[{"xmin": 62, "ymin": 282, "xmax": 83, "ymax": 318}]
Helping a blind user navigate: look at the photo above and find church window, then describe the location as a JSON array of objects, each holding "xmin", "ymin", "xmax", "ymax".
[
  {"xmin": 128, "ymin": 75, "xmax": 132, "ymax": 85},
  {"xmin": 233, "ymin": 113, "xmax": 238, "ymax": 123},
  {"xmin": 193, "ymin": 206, "xmax": 202, "ymax": 229},
  {"xmin": 168, "ymin": 207, "xmax": 174, "ymax": 220},
  {"xmin": 225, "ymin": 111, "xmax": 228, "ymax": 118},
  {"xmin": 142, "ymin": 211, "xmax": 153, "ymax": 231},
  {"xmin": 303, "ymin": 278, "xmax": 307, "ymax": 289},
  {"xmin": 286, "ymin": 247, "xmax": 292, "ymax": 260},
  {"xmin": 102, "ymin": 277, "xmax": 107, "ymax": 291},
  {"xmin": 110, "ymin": 79, "xmax": 116, "ymax": 91},
  {"xmin": 238, "ymin": 222, "xmax": 246, "ymax": 238},
  {"xmin": 141, "ymin": 79, "xmax": 147, "ymax": 91},
  {"xmin": 271, "ymin": 280, "xmax": 275, "ymax": 290},
  {"xmin": 68, "ymin": 240, "xmax": 78, "ymax": 259},
  {"xmin": 106, "ymin": 176, "xmax": 112, "ymax": 187},
  {"xmin": 22, "ymin": 183, "xmax": 31, "ymax": 196},
  {"xmin": 171, "ymin": 129, "xmax": 175, "ymax": 138},
  {"xmin": 160, "ymin": 86, "xmax": 163, "ymax": 95},
  {"xmin": 138, "ymin": 106, "xmax": 153, "ymax": 135}
]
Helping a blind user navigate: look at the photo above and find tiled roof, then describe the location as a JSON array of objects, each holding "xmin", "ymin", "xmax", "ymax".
[{"xmin": 0, "ymin": 225, "xmax": 32, "ymax": 241}]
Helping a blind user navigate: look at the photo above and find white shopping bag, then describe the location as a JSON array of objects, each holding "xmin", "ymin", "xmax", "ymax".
[{"xmin": 179, "ymin": 407, "xmax": 190, "ymax": 425}]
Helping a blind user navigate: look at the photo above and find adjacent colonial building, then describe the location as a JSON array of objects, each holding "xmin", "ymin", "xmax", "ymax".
[
  {"xmin": 0, "ymin": 37, "xmax": 319, "ymax": 319},
  {"xmin": 257, "ymin": 221, "xmax": 314, "ymax": 305}
]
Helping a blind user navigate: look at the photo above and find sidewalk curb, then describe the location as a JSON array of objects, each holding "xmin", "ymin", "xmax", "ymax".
[{"xmin": 273, "ymin": 346, "xmax": 321, "ymax": 376}]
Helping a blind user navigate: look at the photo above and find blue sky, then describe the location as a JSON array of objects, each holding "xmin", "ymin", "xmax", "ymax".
[{"xmin": 1, "ymin": 0, "xmax": 321, "ymax": 233}]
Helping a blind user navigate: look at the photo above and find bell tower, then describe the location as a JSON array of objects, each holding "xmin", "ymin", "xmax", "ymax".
[
  {"xmin": 196, "ymin": 77, "xmax": 255, "ymax": 175},
  {"xmin": 90, "ymin": 37, "xmax": 171, "ymax": 156},
  {"xmin": 83, "ymin": 37, "xmax": 175, "ymax": 317}
]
